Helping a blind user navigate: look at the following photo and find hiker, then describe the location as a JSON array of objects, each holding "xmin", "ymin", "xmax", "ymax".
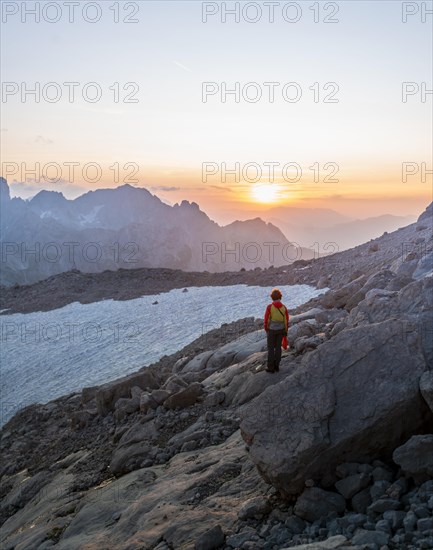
[{"xmin": 264, "ymin": 288, "xmax": 289, "ymax": 373}]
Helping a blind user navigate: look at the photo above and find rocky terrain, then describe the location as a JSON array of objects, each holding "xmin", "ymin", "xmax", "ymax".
[{"xmin": 0, "ymin": 203, "xmax": 432, "ymax": 550}]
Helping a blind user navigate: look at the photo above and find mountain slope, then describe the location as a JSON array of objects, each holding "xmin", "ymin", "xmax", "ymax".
[{"xmin": 0, "ymin": 202, "xmax": 432, "ymax": 550}]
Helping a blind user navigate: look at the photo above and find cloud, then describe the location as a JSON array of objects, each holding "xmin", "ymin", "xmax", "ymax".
[
  {"xmin": 172, "ymin": 60, "xmax": 191, "ymax": 72},
  {"xmin": 149, "ymin": 185, "xmax": 180, "ymax": 192},
  {"xmin": 34, "ymin": 135, "xmax": 53, "ymax": 145},
  {"xmin": 209, "ymin": 185, "xmax": 234, "ymax": 193}
]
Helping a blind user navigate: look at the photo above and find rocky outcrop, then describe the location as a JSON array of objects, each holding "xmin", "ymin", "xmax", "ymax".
[
  {"xmin": 95, "ymin": 369, "xmax": 160, "ymax": 415},
  {"xmin": 240, "ymin": 277, "xmax": 433, "ymax": 496}
]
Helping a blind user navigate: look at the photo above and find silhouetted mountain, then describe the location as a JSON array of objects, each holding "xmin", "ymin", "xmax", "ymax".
[{"xmin": 261, "ymin": 206, "xmax": 416, "ymax": 250}]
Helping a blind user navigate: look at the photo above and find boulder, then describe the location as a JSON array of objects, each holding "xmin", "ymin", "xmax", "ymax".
[
  {"xmin": 238, "ymin": 497, "xmax": 271, "ymax": 520},
  {"xmin": 289, "ymin": 308, "xmax": 324, "ymax": 324},
  {"xmin": 164, "ymin": 383, "xmax": 203, "ymax": 409},
  {"xmin": 180, "ymin": 351, "xmax": 214, "ymax": 374},
  {"xmin": 95, "ymin": 370, "xmax": 158, "ymax": 415},
  {"xmin": 226, "ymin": 528, "xmax": 256, "ymax": 548},
  {"xmin": 114, "ymin": 397, "xmax": 140, "ymax": 415},
  {"xmin": 70, "ymin": 409, "xmax": 97, "ymax": 430},
  {"xmin": 314, "ymin": 309, "xmax": 347, "ymax": 325},
  {"xmin": 351, "ymin": 488, "xmax": 372, "ymax": 513},
  {"xmin": 240, "ymin": 317, "xmax": 431, "ymax": 496},
  {"xmin": 150, "ymin": 389, "xmax": 171, "ymax": 405},
  {"xmin": 288, "ymin": 319, "xmax": 318, "ymax": 343},
  {"xmin": 293, "ymin": 488, "xmax": 345, "ymax": 523},
  {"xmin": 362, "ymin": 269, "xmax": 400, "ymax": 294},
  {"xmin": 205, "ymin": 333, "xmax": 267, "ymax": 375},
  {"xmin": 179, "ymin": 331, "xmax": 267, "ymax": 380},
  {"xmin": 368, "ymin": 498, "xmax": 401, "ymax": 514},
  {"xmin": 321, "ymin": 276, "xmax": 367, "ymax": 310},
  {"xmin": 222, "ymin": 354, "xmax": 285, "ymax": 407},
  {"xmin": 172, "ymin": 356, "xmax": 189, "ymax": 372},
  {"xmin": 130, "ymin": 386, "xmax": 144, "ymax": 400},
  {"xmin": 139, "ymin": 393, "xmax": 157, "ymax": 413},
  {"xmin": 335, "ymin": 473, "xmax": 371, "ymax": 500},
  {"xmin": 203, "ymin": 390, "xmax": 226, "ymax": 408},
  {"xmin": 162, "ymin": 374, "xmax": 189, "ymax": 393},
  {"xmin": 195, "ymin": 525, "xmax": 225, "ymax": 550},
  {"xmin": 393, "ymin": 435, "xmax": 433, "ymax": 479},
  {"xmin": 294, "ymin": 334, "xmax": 325, "ymax": 355}
]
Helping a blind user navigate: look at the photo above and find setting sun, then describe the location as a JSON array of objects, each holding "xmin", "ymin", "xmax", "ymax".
[{"xmin": 251, "ymin": 183, "xmax": 279, "ymax": 203}]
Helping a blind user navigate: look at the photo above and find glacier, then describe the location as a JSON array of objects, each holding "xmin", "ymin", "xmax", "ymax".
[{"xmin": 0, "ymin": 284, "xmax": 326, "ymax": 426}]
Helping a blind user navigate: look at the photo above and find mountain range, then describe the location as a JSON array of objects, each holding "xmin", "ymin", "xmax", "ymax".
[
  {"xmin": 0, "ymin": 178, "xmax": 416, "ymax": 286},
  {"xmin": 0, "ymin": 178, "xmax": 314, "ymax": 286},
  {"xmin": 226, "ymin": 206, "xmax": 416, "ymax": 252}
]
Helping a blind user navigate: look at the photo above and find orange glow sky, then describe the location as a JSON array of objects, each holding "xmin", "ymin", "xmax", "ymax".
[{"xmin": 1, "ymin": 1, "xmax": 432, "ymax": 223}]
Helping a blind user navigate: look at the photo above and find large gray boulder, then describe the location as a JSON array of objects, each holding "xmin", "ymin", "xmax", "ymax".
[
  {"xmin": 163, "ymin": 382, "xmax": 203, "ymax": 409},
  {"xmin": 240, "ymin": 317, "xmax": 432, "ymax": 496},
  {"xmin": 179, "ymin": 332, "xmax": 267, "ymax": 378},
  {"xmin": 321, "ymin": 275, "xmax": 367, "ymax": 310},
  {"xmin": 348, "ymin": 278, "xmax": 433, "ymax": 365}
]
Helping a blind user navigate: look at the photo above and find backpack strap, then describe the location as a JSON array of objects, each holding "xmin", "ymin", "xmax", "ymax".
[{"xmin": 275, "ymin": 305, "xmax": 285, "ymax": 319}]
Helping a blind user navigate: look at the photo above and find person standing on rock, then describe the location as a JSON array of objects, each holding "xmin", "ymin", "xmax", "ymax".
[{"xmin": 264, "ymin": 288, "xmax": 289, "ymax": 373}]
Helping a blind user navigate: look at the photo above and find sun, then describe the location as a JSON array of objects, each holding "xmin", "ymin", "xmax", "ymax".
[{"xmin": 251, "ymin": 183, "xmax": 278, "ymax": 203}]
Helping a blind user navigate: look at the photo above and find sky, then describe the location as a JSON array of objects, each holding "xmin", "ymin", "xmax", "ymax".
[{"xmin": 1, "ymin": 0, "xmax": 432, "ymax": 222}]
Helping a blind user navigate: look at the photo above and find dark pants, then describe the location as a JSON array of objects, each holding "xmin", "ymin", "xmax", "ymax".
[{"xmin": 266, "ymin": 329, "xmax": 286, "ymax": 371}]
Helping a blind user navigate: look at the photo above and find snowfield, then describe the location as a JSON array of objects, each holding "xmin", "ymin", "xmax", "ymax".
[{"xmin": 0, "ymin": 284, "xmax": 326, "ymax": 426}]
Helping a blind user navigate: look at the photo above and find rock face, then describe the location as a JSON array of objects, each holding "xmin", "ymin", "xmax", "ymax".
[{"xmin": 240, "ymin": 278, "xmax": 433, "ymax": 496}]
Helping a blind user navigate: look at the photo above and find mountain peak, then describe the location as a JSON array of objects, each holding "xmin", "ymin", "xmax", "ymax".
[
  {"xmin": 30, "ymin": 189, "xmax": 67, "ymax": 206},
  {"xmin": 176, "ymin": 200, "xmax": 200, "ymax": 209},
  {"xmin": 117, "ymin": 184, "xmax": 147, "ymax": 193}
]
